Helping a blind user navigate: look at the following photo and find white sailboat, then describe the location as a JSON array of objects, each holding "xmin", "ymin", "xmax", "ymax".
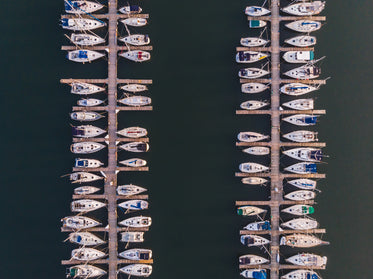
[
  {"xmin": 70, "ymin": 82, "xmax": 105, "ymax": 95},
  {"xmin": 241, "ymin": 177, "xmax": 268, "ymax": 185},
  {"xmin": 282, "ymin": 205, "xmax": 315, "ymax": 216},
  {"xmin": 239, "ymin": 68, "xmax": 269, "ymax": 79},
  {"xmin": 243, "ymin": 147, "xmax": 270, "ymax": 155},
  {"xmin": 120, "ymin": 264, "xmax": 152, "ymax": 277},
  {"xmin": 70, "ymin": 33, "xmax": 105, "ymax": 46},
  {"xmin": 280, "ymin": 83, "xmax": 318, "ymax": 96},
  {"xmin": 69, "ymin": 172, "xmax": 103, "ymax": 183},
  {"xmin": 121, "ymin": 232, "xmax": 145, "ymax": 242},
  {"xmin": 67, "ymin": 50, "xmax": 105, "ymax": 63},
  {"xmin": 120, "ymin": 50, "xmax": 151, "ymax": 62},
  {"xmin": 240, "ymin": 235, "xmax": 270, "ymax": 246},
  {"xmin": 61, "ymin": 216, "xmax": 101, "ymax": 229},
  {"xmin": 72, "ymin": 125, "xmax": 106, "ymax": 138},
  {"xmin": 284, "ymin": 65, "xmax": 321, "ymax": 79},
  {"xmin": 236, "ymin": 51, "xmax": 269, "ymax": 63},
  {"xmin": 284, "ymin": 163, "xmax": 317, "ymax": 174},
  {"xmin": 77, "ymin": 98, "xmax": 104, "ymax": 106},
  {"xmin": 120, "ymin": 158, "xmax": 147, "ymax": 167},
  {"xmin": 74, "ymin": 158, "xmax": 104, "ymax": 168},
  {"xmin": 282, "ymin": 1, "xmax": 325, "ymax": 16},
  {"xmin": 282, "ymin": 114, "xmax": 319, "ymax": 126},
  {"xmin": 245, "ymin": 6, "xmax": 271, "ymax": 16},
  {"xmin": 121, "ymin": 84, "xmax": 148, "ymax": 92},
  {"xmin": 239, "ymin": 162, "xmax": 269, "ymax": 173},
  {"xmin": 119, "ymin": 5, "xmax": 142, "ymax": 14},
  {"xmin": 119, "ymin": 249, "xmax": 152, "ymax": 261},
  {"xmin": 242, "ymin": 83, "xmax": 269, "ymax": 93},
  {"xmin": 287, "ymin": 178, "xmax": 317, "ymax": 190},
  {"xmin": 64, "ymin": 1, "xmax": 104, "ymax": 14},
  {"xmin": 118, "ymin": 200, "xmax": 149, "ymax": 210},
  {"xmin": 237, "ymin": 206, "xmax": 266, "ymax": 216},
  {"xmin": 71, "ymin": 248, "xmax": 105, "ymax": 261},
  {"xmin": 241, "ymin": 269, "xmax": 267, "ymax": 279},
  {"xmin": 240, "ymin": 37, "xmax": 268, "ymax": 47},
  {"xmin": 61, "ymin": 18, "xmax": 106, "ymax": 31},
  {"xmin": 70, "ymin": 111, "xmax": 103, "ymax": 121},
  {"xmin": 282, "ymin": 99, "xmax": 314, "ymax": 110},
  {"xmin": 284, "ymin": 190, "xmax": 315, "ymax": 201},
  {"xmin": 119, "ymin": 216, "xmax": 152, "ymax": 228},
  {"xmin": 239, "ymin": 254, "xmax": 269, "ymax": 265},
  {"xmin": 117, "ymin": 184, "xmax": 147, "ymax": 196},
  {"xmin": 117, "ymin": 127, "xmax": 148, "ymax": 138},
  {"xmin": 70, "ymin": 142, "xmax": 105, "ymax": 154},
  {"xmin": 243, "ymin": 221, "xmax": 271, "ymax": 231},
  {"xmin": 286, "ymin": 253, "xmax": 327, "ymax": 267},
  {"xmin": 285, "ymin": 20, "xmax": 322, "ymax": 33},
  {"xmin": 119, "ymin": 34, "xmax": 150, "ymax": 46},
  {"xmin": 285, "ymin": 35, "xmax": 317, "ymax": 47},
  {"xmin": 119, "ymin": 96, "xmax": 152, "ymax": 106},
  {"xmin": 66, "ymin": 265, "xmax": 106, "ymax": 278},
  {"xmin": 281, "ymin": 218, "xmax": 319, "ymax": 230},
  {"xmin": 71, "ymin": 199, "xmax": 106, "ymax": 212},
  {"xmin": 249, "ymin": 20, "xmax": 267, "ymax": 28},
  {"xmin": 120, "ymin": 142, "xmax": 150, "ymax": 152},
  {"xmin": 282, "ymin": 130, "xmax": 318, "ymax": 142},
  {"xmin": 280, "ymin": 234, "xmax": 329, "ymax": 248},
  {"xmin": 283, "ymin": 51, "xmax": 314, "ymax": 63},
  {"xmin": 121, "ymin": 18, "xmax": 147, "ymax": 27},
  {"xmin": 281, "ymin": 270, "xmax": 321, "ymax": 279},
  {"xmin": 74, "ymin": 186, "xmax": 100, "ymax": 195},
  {"xmin": 240, "ymin": 100, "xmax": 269, "ymax": 110},
  {"xmin": 68, "ymin": 232, "xmax": 105, "ymax": 246},
  {"xmin": 283, "ymin": 147, "xmax": 323, "ymax": 162},
  {"xmin": 237, "ymin": 132, "xmax": 269, "ymax": 142}
]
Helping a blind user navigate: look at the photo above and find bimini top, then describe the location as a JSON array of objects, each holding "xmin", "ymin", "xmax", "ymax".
[
  {"xmin": 307, "ymin": 274, "xmax": 319, "ymax": 279},
  {"xmin": 310, "ymin": 150, "xmax": 323, "ymax": 161},
  {"xmin": 128, "ymin": 5, "xmax": 141, "ymax": 11},
  {"xmin": 304, "ymin": 116, "xmax": 318, "ymax": 124},
  {"xmin": 253, "ymin": 271, "xmax": 267, "ymax": 279},
  {"xmin": 65, "ymin": 1, "xmax": 81, "ymax": 10},
  {"xmin": 62, "ymin": 18, "xmax": 69, "ymax": 27},
  {"xmin": 305, "ymin": 163, "xmax": 317, "ymax": 173},
  {"xmin": 250, "ymin": 20, "xmax": 262, "ymax": 27},
  {"xmin": 260, "ymin": 221, "xmax": 271, "ymax": 230},
  {"xmin": 69, "ymin": 50, "xmax": 88, "ymax": 59},
  {"xmin": 72, "ymin": 127, "xmax": 84, "ymax": 136}
]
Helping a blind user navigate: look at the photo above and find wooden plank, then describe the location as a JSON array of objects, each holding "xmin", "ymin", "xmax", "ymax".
[
  {"xmin": 72, "ymin": 194, "xmax": 149, "ymax": 200},
  {"xmin": 235, "ymin": 142, "xmax": 326, "ymax": 147}
]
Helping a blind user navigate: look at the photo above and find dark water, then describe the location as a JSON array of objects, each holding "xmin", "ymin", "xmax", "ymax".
[{"xmin": 1, "ymin": 0, "xmax": 373, "ymax": 278}]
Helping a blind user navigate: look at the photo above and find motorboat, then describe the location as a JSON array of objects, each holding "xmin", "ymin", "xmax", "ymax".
[
  {"xmin": 70, "ymin": 112, "xmax": 103, "ymax": 121},
  {"xmin": 74, "ymin": 158, "xmax": 104, "ymax": 168},
  {"xmin": 118, "ymin": 96, "xmax": 152, "ymax": 106},
  {"xmin": 71, "ymin": 248, "xmax": 105, "ymax": 261},
  {"xmin": 239, "ymin": 255, "xmax": 269, "ymax": 265},
  {"xmin": 72, "ymin": 125, "xmax": 106, "ymax": 138},
  {"xmin": 282, "ymin": 114, "xmax": 319, "ymax": 126},
  {"xmin": 236, "ymin": 51, "xmax": 269, "ymax": 63},
  {"xmin": 118, "ymin": 200, "xmax": 149, "ymax": 210},
  {"xmin": 121, "ymin": 84, "xmax": 148, "ymax": 92},
  {"xmin": 243, "ymin": 221, "xmax": 271, "ymax": 231},
  {"xmin": 285, "ymin": 20, "xmax": 322, "ymax": 33},
  {"xmin": 245, "ymin": 6, "xmax": 270, "ymax": 16},
  {"xmin": 61, "ymin": 18, "xmax": 106, "ymax": 31},
  {"xmin": 71, "ymin": 82, "xmax": 105, "ymax": 95},
  {"xmin": 121, "ymin": 232, "xmax": 145, "ymax": 242},
  {"xmin": 61, "ymin": 216, "xmax": 101, "ymax": 229},
  {"xmin": 241, "ymin": 235, "xmax": 270, "ymax": 247},
  {"xmin": 239, "ymin": 68, "xmax": 269, "ymax": 79},
  {"xmin": 242, "ymin": 83, "xmax": 269, "ymax": 93},
  {"xmin": 282, "ymin": 205, "xmax": 315, "ymax": 216},
  {"xmin": 282, "ymin": 130, "xmax": 318, "ymax": 142},
  {"xmin": 70, "ymin": 33, "xmax": 105, "ymax": 46},
  {"xmin": 120, "ymin": 142, "xmax": 150, "ymax": 152},
  {"xmin": 249, "ymin": 20, "xmax": 267, "ymax": 28},
  {"xmin": 241, "ymin": 177, "xmax": 268, "ymax": 185},
  {"xmin": 77, "ymin": 98, "xmax": 104, "ymax": 107},
  {"xmin": 119, "ymin": 249, "xmax": 152, "ymax": 260},
  {"xmin": 281, "ymin": 218, "xmax": 318, "ymax": 230},
  {"xmin": 280, "ymin": 234, "xmax": 329, "ymax": 248},
  {"xmin": 286, "ymin": 253, "xmax": 327, "ymax": 267},
  {"xmin": 120, "ymin": 50, "xmax": 151, "ymax": 62},
  {"xmin": 287, "ymin": 178, "xmax": 317, "ymax": 190},
  {"xmin": 283, "ymin": 51, "xmax": 314, "ymax": 63},
  {"xmin": 120, "ymin": 158, "xmax": 147, "ymax": 167},
  {"xmin": 240, "ymin": 37, "xmax": 268, "ymax": 47},
  {"xmin": 120, "ymin": 34, "xmax": 150, "ymax": 46},
  {"xmin": 237, "ymin": 206, "xmax": 266, "ymax": 216},
  {"xmin": 240, "ymin": 100, "xmax": 269, "ymax": 110},
  {"xmin": 237, "ymin": 132, "xmax": 269, "ymax": 142},
  {"xmin": 283, "ymin": 148, "xmax": 323, "ymax": 162},
  {"xmin": 280, "ymin": 83, "xmax": 318, "ymax": 96},
  {"xmin": 121, "ymin": 18, "xmax": 147, "ymax": 27},
  {"xmin": 119, "ymin": 216, "xmax": 152, "ymax": 228},
  {"xmin": 70, "ymin": 142, "xmax": 105, "ymax": 154},
  {"xmin": 120, "ymin": 264, "xmax": 152, "ymax": 277},
  {"xmin": 282, "ymin": 98, "xmax": 314, "ymax": 110},
  {"xmin": 239, "ymin": 162, "xmax": 269, "ymax": 173},
  {"xmin": 74, "ymin": 186, "xmax": 100, "ymax": 195},
  {"xmin": 284, "ymin": 65, "xmax": 320, "ymax": 79},
  {"xmin": 285, "ymin": 35, "xmax": 317, "ymax": 47},
  {"xmin": 284, "ymin": 190, "xmax": 315, "ymax": 201},
  {"xmin": 69, "ymin": 172, "xmax": 103, "ymax": 183},
  {"xmin": 285, "ymin": 163, "xmax": 317, "ymax": 174},
  {"xmin": 66, "ymin": 265, "xmax": 106, "ymax": 278},
  {"xmin": 117, "ymin": 184, "xmax": 147, "ymax": 196},
  {"xmin": 117, "ymin": 127, "xmax": 148, "ymax": 138},
  {"xmin": 67, "ymin": 50, "xmax": 105, "ymax": 63},
  {"xmin": 243, "ymin": 147, "xmax": 270, "ymax": 155},
  {"xmin": 65, "ymin": 1, "xmax": 103, "ymax": 14},
  {"xmin": 282, "ymin": 1, "xmax": 325, "ymax": 16},
  {"xmin": 119, "ymin": 5, "xmax": 142, "ymax": 14},
  {"xmin": 71, "ymin": 199, "xmax": 106, "ymax": 212},
  {"xmin": 240, "ymin": 269, "xmax": 267, "ymax": 279},
  {"xmin": 68, "ymin": 232, "xmax": 105, "ymax": 246},
  {"xmin": 281, "ymin": 270, "xmax": 321, "ymax": 279}
]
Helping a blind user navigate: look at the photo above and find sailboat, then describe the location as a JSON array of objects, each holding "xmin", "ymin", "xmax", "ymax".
[
  {"xmin": 120, "ymin": 34, "xmax": 150, "ymax": 46},
  {"xmin": 281, "ymin": 205, "xmax": 315, "ymax": 216},
  {"xmin": 282, "ymin": 99, "xmax": 314, "ymax": 110},
  {"xmin": 281, "ymin": 270, "xmax": 321, "ymax": 279},
  {"xmin": 117, "ymin": 127, "xmax": 148, "ymax": 138},
  {"xmin": 284, "ymin": 65, "xmax": 321, "ymax": 79},
  {"xmin": 242, "ymin": 83, "xmax": 269, "ymax": 93},
  {"xmin": 243, "ymin": 221, "xmax": 271, "ymax": 231},
  {"xmin": 283, "ymin": 51, "xmax": 315, "ymax": 63},
  {"xmin": 70, "ymin": 33, "xmax": 105, "ymax": 46},
  {"xmin": 236, "ymin": 51, "xmax": 269, "ymax": 63},
  {"xmin": 237, "ymin": 206, "xmax": 266, "ymax": 216},
  {"xmin": 70, "ymin": 142, "xmax": 105, "ymax": 154},
  {"xmin": 119, "ymin": 5, "xmax": 142, "ymax": 14},
  {"xmin": 64, "ymin": 1, "xmax": 104, "ymax": 14},
  {"xmin": 74, "ymin": 158, "xmax": 104, "ymax": 168},
  {"xmin": 118, "ymin": 96, "xmax": 152, "ymax": 106},
  {"xmin": 117, "ymin": 184, "xmax": 147, "ymax": 196},
  {"xmin": 71, "ymin": 248, "xmax": 105, "ymax": 261},
  {"xmin": 61, "ymin": 18, "xmax": 106, "ymax": 31},
  {"xmin": 77, "ymin": 98, "xmax": 104, "ymax": 107},
  {"xmin": 118, "ymin": 200, "xmax": 149, "ymax": 210},
  {"xmin": 239, "ymin": 68, "xmax": 269, "ymax": 79},
  {"xmin": 280, "ymin": 234, "xmax": 329, "ymax": 248},
  {"xmin": 119, "ymin": 249, "xmax": 152, "ymax": 261},
  {"xmin": 280, "ymin": 83, "xmax": 318, "ymax": 96},
  {"xmin": 239, "ymin": 162, "xmax": 269, "ymax": 173},
  {"xmin": 119, "ymin": 51, "xmax": 151, "ymax": 62},
  {"xmin": 241, "ymin": 235, "xmax": 270, "ymax": 247},
  {"xmin": 71, "ymin": 199, "xmax": 106, "ymax": 212},
  {"xmin": 245, "ymin": 6, "xmax": 271, "ymax": 16},
  {"xmin": 121, "ymin": 18, "xmax": 147, "ymax": 27},
  {"xmin": 240, "ymin": 269, "xmax": 267, "ymax": 279},
  {"xmin": 119, "ymin": 216, "xmax": 152, "ymax": 228},
  {"xmin": 240, "ymin": 37, "xmax": 268, "ymax": 47},
  {"xmin": 119, "ymin": 264, "xmax": 152, "ymax": 277},
  {"xmin": 286, "ymin": 253, "xmax": 327, "ymax": 267},
  {"xmin": 68, "ymin": 232, "xmax": 105, "ymax": 246},
  {"xmin": 121, "ymin": 232, "xmax": 145, "ymax": 242},
  {"xmin": 70, "ymin": 111, "xmax": 103, "ymax": 121},
  {"xmin": 74, "ymin": 186, "xmax": 100, "ymax": 195},
  {"xmin": 70, "ymin": 82, "xmax": 105, "ymax": 95},
  {"xmin": 284, "ymin": 190, "xmax": 316, "ymax": 201},
  {"xmin": 285, "ymin": 35, "xmax": 317, "ymax": 47},
  {"xmin": 282, "ymin": 130, "xmax": 318, "ymax": 142},
  {"xmin": 237, "ymin": 132, "xmax": 269, "ymax": 142},
  {"xmin": 282, "ymin": 114, "xmax": 319, "ymax": 126},
  {"xmin": 241, "ymin": 177, "xmax": 268, "ymax": 185},
  {"xmin": 120, "ymin": 158, "xmax": 147, "ymax": 167},
  {"xmin": 243, "ymin": 146, "xmax": 270, "ymax": 155},
  {"xmin": 72, "ymin": 125, "xmax": 106, "ymax": 138},
  {"xmin": 283, "ymin": 148, "xmax": 323, "ymax": 162},
  {"xmin": 121, "ymin": 84, "xmax": 148, "ymax": 92},
  {"xmin": 69, "ymin": 172, "xmax": 103, "ymax": 183},
  {"xmin": 249, "ymin": 20, "xmax": 267, "ymax": 28},
  {"xmin": 240, "ymin": 100, "xmax": 269, "ymax": 110},
  {"xmin": 285, "ymin": 20, "xmax": 322, "ymax": 33},
  {"xmin": 120, "ymin": 142, "xmax": 150, "ymax": 152},
  {"xmin": 61, "ymin": 216, "xmax": 101, "ymax": 229},
  {"xmin": 239, "ymin": 255, "xmax": 269, "ymax": 265},
  {"xmin": 66, "ymin": 265, "xmax": 106, "ymax": 278},
  {"xmin": 282, "ymin": 1, "xmax": 325, "ymax": 16},
  {"xmin": 285, "ymin": 163, "xmax": 317, "ymax": 174},
  {"xmin": 67, "ymin": 50, "xmax": 105, "ymax": 63},
  {"xmin": 287, "ymin": 178, "xmax": 317, "ymax": 190},
  {"xmin": 281, "ymin": 218, "xmax": 319, "ymax": 230}
]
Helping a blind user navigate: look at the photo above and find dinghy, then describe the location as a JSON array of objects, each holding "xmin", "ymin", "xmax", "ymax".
[
  {"xmin": 240, "ymin": 37, "xmax": 268, "ymax": 47},
  {"xmin": 239, "ymin": 68, "xmax": 269, "ymax": 79},
  {"xmin": 280, "ymin": 234, "xmax": 329, "ymax": 248},
  {"xmin": 282, "ymin": 130, "xmax": 318, "ymax": 142},
  {"xmin": 240, "ymin": 269, "xmax": 267, "ymax": 279},
  {"xmin": 66, "ymin": 265, "xmax": 106, "ymax": 278},
  {"xmin": 119, "ymin": 5, "xmax": 142, "ymax": 14},
  {"xmin": 282, "ymin": 114, "xmax": 319, "ymax": 126},
  {"xmin": 240, "ymin": 100, "xmax": 269, "ymax": 110},
  {"xmin": 72, "ymin": 125, "xmax": 106, "ymax": 138},
  {"xmin": 74, "ymin": 186, "xmax": 100, "ymax": 195},
  {"xmin": 241, "ymin": 177, "xmax": 268, "ymax": 185},
  {"xmin": 70, "ymin": 112, "xmax": 103, "ymax": 121},
  {"xmin": 121, "ymin": 84, "xmax": 148, "ymax": 92},
  {"xmin": 284, "ymin": 190, "xmax": 315, "ymax": 201},
  {"xmin": 241, "ymin": 235, "xmax": 270, "ymax": 247},
  {"xmin": 74, "ymin": 158, "xmax": 104, "ymax": 168},
  {"xmin": 119, "ymin": 96, "xmax": 152, "ymax": 106},
  {"xmin": 61, "ymin": 216, "xmax": 101, "ymax": 229},
  {"xmin": 286, "ymin": 253, "xmax": 327, "ymax": 267},
  {"xmin": 237, "ymin": 132, "xmax": 269, "ymax": 142},
  {"xmin": 71, "ymin": 199, "xmax": 106, "ymax": 212},
  {"xmin": 286, "ymin": 20, "xmax": 322, "ymax": 33},
  {"xmin": 281, "ymin": 205, "xmax": 314, "ymax": 216},
  {"xmin": 120, "ymin": 264, "xmax": 152, "ymax": 277},
  {"xmin": 282, "ymin": 1, "xmax": 325, "ymax": 16},
  {"xmin": 285, "ymin": 163, "xmax": 317, "ymax": 174},
  {"xmin": 117, "ymin": 127, "xmax": 148, "ymax": 138},
  {"xmin": 242, "ymin": 83, "xmax": 269, "ymax": 93},
  {"xmin": 121, "ymin": 18, "xmax": 147, "ymax": 27},
  {"xmin": 120, "ymin": 34, "xmax": 150, "ymax": 46},
  {"xmin": 71, "ymin": 248, "xmax": 105, "ymax": 261},
  {"xmin": 281, "ymin": 270, "xmax": 321, "ymax": 279},
  {"xmin": 249, "ymin": 20, "xmax": 267, "ymax": 28},
  {"xmin": 70, "ymin": 172, "xmax": 103, "ymax": 183},
  {"xmin": 245, "ymin": 6, "xmax": 270, "ymax": 16},
  {"xmin": 70, "ymin": 33, "xmax": 105, "ymax": 46},
  {"xmin": 65, "ymin": 1, "xmax": 103, "ymax": 14},
  {"xmin": 283, "ymin": 148, "xmax": 323, "ymax": 162},
  {"xmin": 68, "ymin": 232, "xmax": 105, "ymax": 246},
  {"xmin": 117, "ymin": 184, "xmax": 147, "ymax": 196},
  {"xmin": 120, "ymin": 142, "xmax": 150, "ymax": 152},
  {"xmin": 61, "ymin": 18, "xmax": 106, "ymax": 31},
  {"xmin": 120, "ymin": 50, "xmax": 151, "ymax": 62},
  {"xmin": 287, "ymin": 178, "xmax": 317, "ymax": 190},
  {"xmin": 285, "ymin": 35, "xmax": 317, "ymax": 47},
  {"xmin": 239, "ymin": 255, "xmax": 269, "ymax": 265},
  {"xmin": 283, "ymin": 51, "xmax": 314, "ymax": 63},
  {"xmin": 121, "ymin": 232, "xmax": 145, "ymax": 242},
  {"xmin": 243, "ymin": 221, "xmax": 271, "ymax": 231},
  {"xmin": 77, "ymin": 98, "xmax": 104, "ymax": 107},
  {"xmin": 281, "ymin": 218, "xmax": 318, "ymax": 230},
  {"xmin": 71, "ymin": 82, "xmax": 105, "ymax": 95},
  {"xmin": 243, "ymin": 147, "xmax": 270, "ymax": 155},
  {"xmin": 284, "ymin": 65, "xmax": 321, "ymax": 79},
  {"xmin": 70, "ymin": 142, "xmax": 105, "ymax": 154},
  {"xmin": 280, "ymin": 83, "xmax": 318, "ymax": 96},
  {"xmin": 119, "ymin": 216, "xmax": 152, "ymax": 228},
  {"xmin": 120, "ymin": 158, "xmax": 147, "ymax": 167},
  {"xmin": 236, "ymin": 51, "xmax": 269, "ymax": 63},
  {"xmin": 239, "ymin": 162, "xmax": 269, "ymax": 173},
  {"xmin": 118, "ymin": 200, "xmax": 149, "ymax": 210},
  {"xmin": 120, "ymin": 249, "xmax": 152, "ymax": 261},
  {"xmin": 67, "ymin": 50, "xmax": 105, "ymax": 63},
  {"xmin": 237, "ymin": 206, "xmax": 266, "ymax": 216},
  {"xmin": 282, "ymin": 99, "xmax": 314, "ymax": 110}
]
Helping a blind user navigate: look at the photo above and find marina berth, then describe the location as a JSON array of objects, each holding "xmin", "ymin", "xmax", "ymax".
[
  {"xmin": 284, "ymin": 190, "xmax": 316, "ymax": 201},
  {"xmin": 237, "ymin": 132, "xmax": 269, "ymax": 142},
  {"xmin": 284, "ymin": 162, "xmax": 317, "ymax": 174},
  {"xmin": 284, "ymin": 65, "xmax": 320, "ymax": 79},
  {"xmin": 282, "ymin": 51, "xmax": 314, "ymax": 64},
  {"xmin": 281, "ymin": 270, "xmax": 321, "ymax": 279},
  {"xmin": 281, "ymin": 205, "xmax": 315, "ymax": 216},
  {"xmin": 117, "ymin": 127, "xmax": 148, "ymax": 138},
  {"xmin": 239, "ymin": 255, "xmax": 269, "ymax": 265},
  {"xmin": 69, "ymin": 172, "xmax": 103, "ymax": 183},
  {"xmin": 119, "ymin": 249, "xmax": 152, "ymax": 260},
  {"xmin": 74, "ymin": 158, "xmax": 104, "ymax": 168},
  {"xmin": 118, "ymin": 199, "xmax": 149, "ymax": 210},
  {"xmin": 70, "ymin": 33, "xmax": 105, "ymax": 46},
  {"xmin": 282, "ymin": 130, "xmax": 318, "ymax": 142},
  {"xmin": 120, "ymin": 158, "xmax": 147, "ymax": 167},
  {"xmin": 119, "ymin": 34, "xmax": 150, "ymax": 46},
  {"xmin": 280, "ymin": 234, "xmax": 329, "ymax": 248},
  {"xmin": 64, "ymin": 1, "xmax": 104, "ymax": 14},
  {"xmin": 282, "ymin": 114, "xmax": 319, "ymax": 126},
  {"xmin": 282, "ymin": 1, "xmax": 325, "ymax": 16},
  {"xmin": 77, "ymin": 98, "xmax": 104, "ymax": 107},
  {"xmin": 240, "ymin": 235, "xmax": 270, "ymax": 247},
  {"xmin": 243, "ymin": 146, "xmax": 270, "ymax": 155},
  {"xmin": 118, "ymin": 96, "xmax": 152, "ymax": 106},
  {"xmin": 283, "ymin": 147, "xmax": 323, "ymax": 162},
  {"xmin": 68, "ymin": 232, "xmax": 105, "ymax": 246},
  {"xmin": 70, "ymin": 142, "xmax": 105, "ymax": 154},
  {"xmin": 71, "ymin": 248, "xmax": 106, "ymax": 261},
  {"xmin": 67, "ymin": 50, "xmax": 105, "ymax": 63},
  {"xmin": 61, "ymin": 216, "xmax": 101, "ymax": 229},
  {"xmin": 239, "ymin": 68, "xmax": 269, "ymax": 79},
  {"xmin": 120, "ymin": 142, "xmax": 150, "ymax": 152},
  {"xmin": 74, "ymin": 186, "xmax": 100, "ymax": 195},
  {"xmin": 239, "ymin": 162, "xmax": 269, "ymax": 173},
  {"xmin": 121, "ymin": 84, "xmax": 148, "ymax": 92},
  {"xmin": 243, "ymin": 221, "xmax": 271, "ymax": 231},
  {"xmin": 240, "ymin": 100, "xmax": 269, "ymax": 110},
  {"xmin": 72, "ymin": 125, "xmax": 106, "ymax": 138},
  {"xmin": 119, "ymin": 264, "xmax": 153, "ymax": 277},
  {"xmin": 236, "ymin": 51, "xmax": 269, "ymax": 63},
  {"xmin": 280, "ymin": 83, "xmax": 318, "ymax": 96},
  {"xmin": 281, "ymin": 218, "xmax": 319, "ymax": 230},
  {"xmin": 237, "ymin": 206, "xmax": 266, "ymax": 216},
  {"xmin": 245, "ymin": 6, "xmax": 270, "ymax": 16},
  {"xmin": 61, "ymin": 18, "xmax": 106, "ymax": 31},
  {"xmin": 285, "ymin": 35, "xmax": 317, "ymax": 47},
  {"xmin": 287, "ymin": 178, "xmax": 317, "ymax": 190},
  {"xmin": 119, "ymin": 50, "xmax": 151, "ymax": 62},
  {"xmin": 241, "ymin": 83, "xmax": 269, "ymax": 93},
  {"xmin": 70, "ymin": 111, "xmax": 103, "ymax": 121},
  {"xmin": 71, "ymin": 199, "xmax": 106, "ymax": 212},
  {"xmin": 121, "ymin": 232, "xmax": 145, "ymax": 243},
  {"xmin": 119, "ymin": 5, "xmax": 142, "ymax": 14},
  {"xmin": 282, "ymin": 98, "xmax": 314, "ymax": 110},
  {"xmin": 286, "ymin": 253, "xmax": 327, "ymax": 267},
  {"xmin": 121, "ymin": 18, "xmax": 148, "ymax": 27},
  {"xmin": 241, "ymin": 177, "xmax": 268, "ymax": 185},
  {"xmin": 249, "ymin": 20, "xmax": 267, "ymax": 28},
  {"xmin": 117, "ymin": 184, "xmax": 147, "ymax": 196},
  {"xmin": 66, "ymin": 265, "xmax": 106, "ymax": 278},
  {"xmin": 119, "ymin": 216, "xmax": 152, "ymax": 228},
  {"xmin": 240, "ymin": 269, "xmax": 267, "ymax": 279},
  {"xmin": 285, "ymin": 20, "xmax": 322, "ymax": 33},
  {"xmin": 70, "ymin": 82, "xmax": 105, "ymax": 95},
  {"xmin": 240, "ymin": 37, "xmax": 268, "ymax": 47}
]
